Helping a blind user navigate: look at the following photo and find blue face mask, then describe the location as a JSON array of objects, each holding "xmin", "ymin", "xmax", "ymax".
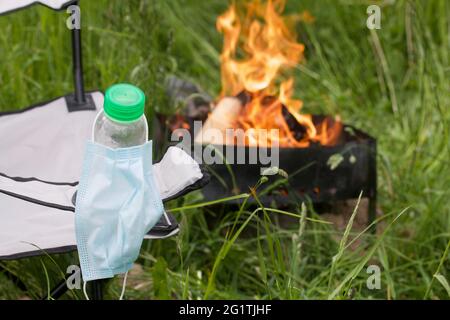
[{"xmin": 75, "ymin": 140, "xmax": 164, "ymax": 283}]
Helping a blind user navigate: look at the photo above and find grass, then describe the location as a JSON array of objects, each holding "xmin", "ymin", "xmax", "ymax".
[{"xmin": 0, "ymin": 0, "xmax": 449, "ymax": 299}]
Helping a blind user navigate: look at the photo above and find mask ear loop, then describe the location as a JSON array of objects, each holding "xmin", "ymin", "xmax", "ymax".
[
  {"xmin": 83, "ymin": 272, "xmax": 127, "ymax": 300},
  {"xmin": 119, "ymin": 271, "xmax": 129, "ymax": 300},
  {"xmin": 83, "ymin": 281, "xmax": 90, "ymax": 300}
]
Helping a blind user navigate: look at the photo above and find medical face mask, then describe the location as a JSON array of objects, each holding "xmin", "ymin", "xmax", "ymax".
[{"xmin": 75, "ymin": 140, "xmax": 164, "ymax": 283}]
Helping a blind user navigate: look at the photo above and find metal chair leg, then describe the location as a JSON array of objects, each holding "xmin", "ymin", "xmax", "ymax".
[
  {"xmin": 368, "ymin": 195, "xmax": 377, "ymax": 234},
  {"xmin": 41, "ymin": 278, "xmax": 69, "ymax": 300}
]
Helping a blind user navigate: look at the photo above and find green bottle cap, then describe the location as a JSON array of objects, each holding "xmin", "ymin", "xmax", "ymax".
[{"xmin": 104, "ymin": 83, "xmax": 145, "ymax": 122}]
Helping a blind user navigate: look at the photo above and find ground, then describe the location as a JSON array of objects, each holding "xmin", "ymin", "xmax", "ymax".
[{"xmin": 0, "ymin": 0, "xmax": 449, "ymax": 300}]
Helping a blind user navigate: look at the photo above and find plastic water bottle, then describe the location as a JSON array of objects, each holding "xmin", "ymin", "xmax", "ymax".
[{"xmin": 93, "ymin": 84, "xmax": 148, "ymax": 148}]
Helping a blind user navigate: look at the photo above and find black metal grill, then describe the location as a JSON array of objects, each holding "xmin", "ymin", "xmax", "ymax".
[{"xmin": 159, "ymin": 78, "xmax": 377, "ymax": 223}]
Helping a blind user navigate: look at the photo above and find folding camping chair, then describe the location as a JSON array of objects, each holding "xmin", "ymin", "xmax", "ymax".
[{"xmin": 0, "ymin": 0, "xmax": 208, "ymax": 299}]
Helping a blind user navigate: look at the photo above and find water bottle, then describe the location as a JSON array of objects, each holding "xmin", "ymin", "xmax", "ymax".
[{"xmin": 93, "ymin": 83, "xmax": 148, "ymax": 148}]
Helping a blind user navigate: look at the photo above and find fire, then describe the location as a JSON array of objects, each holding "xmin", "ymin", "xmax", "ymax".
[{"xmin": 216, "ymin": 0, "xmax": 341, "ymax": 147}]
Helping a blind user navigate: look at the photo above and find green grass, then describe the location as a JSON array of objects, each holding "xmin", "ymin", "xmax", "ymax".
[{"xmin": 0, "ymin": 0, "xmax": 449, "ymax": 300}]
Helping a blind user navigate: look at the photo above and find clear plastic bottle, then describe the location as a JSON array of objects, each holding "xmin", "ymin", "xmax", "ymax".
[{"xmin": 93, "ymin": 84, "xmax": 148, "ymax": 148}]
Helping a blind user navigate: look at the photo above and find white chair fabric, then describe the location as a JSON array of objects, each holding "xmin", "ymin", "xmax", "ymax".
[{"xmin": 0, "ymin": 0, "xmax": 75, "ymax": 15}]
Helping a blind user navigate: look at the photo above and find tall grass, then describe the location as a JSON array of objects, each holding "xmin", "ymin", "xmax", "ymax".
[{"xmin": 0, "ymin": 0, "xmax": 449, "ymax": 299}]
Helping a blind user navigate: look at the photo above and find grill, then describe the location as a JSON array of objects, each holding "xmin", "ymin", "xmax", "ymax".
[{"xmin": 156, "ymin": 78, "xmax": 377, "ymax": 223}]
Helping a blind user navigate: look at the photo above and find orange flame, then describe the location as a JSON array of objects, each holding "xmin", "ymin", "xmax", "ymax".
[{"xmin": 216, "ymin": 0, "xmax": 340, "ymax": 147}]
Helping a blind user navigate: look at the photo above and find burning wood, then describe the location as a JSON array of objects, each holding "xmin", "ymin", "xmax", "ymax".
[
  {"xmin": 194, "ymin": 93, "xmax": 325, "ymax": 147},
  {"xmin": 281, "ymin": 104, "xmax": 307, "ymax": 142},
  {"xmin": 194, "ymin": 97, "xmax": 242, "ymax": 145}
]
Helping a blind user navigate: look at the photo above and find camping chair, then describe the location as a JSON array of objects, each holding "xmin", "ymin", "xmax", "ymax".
[{"xmin": 0, "ymin": 1, "xmax": 208, "ymax": 299}]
